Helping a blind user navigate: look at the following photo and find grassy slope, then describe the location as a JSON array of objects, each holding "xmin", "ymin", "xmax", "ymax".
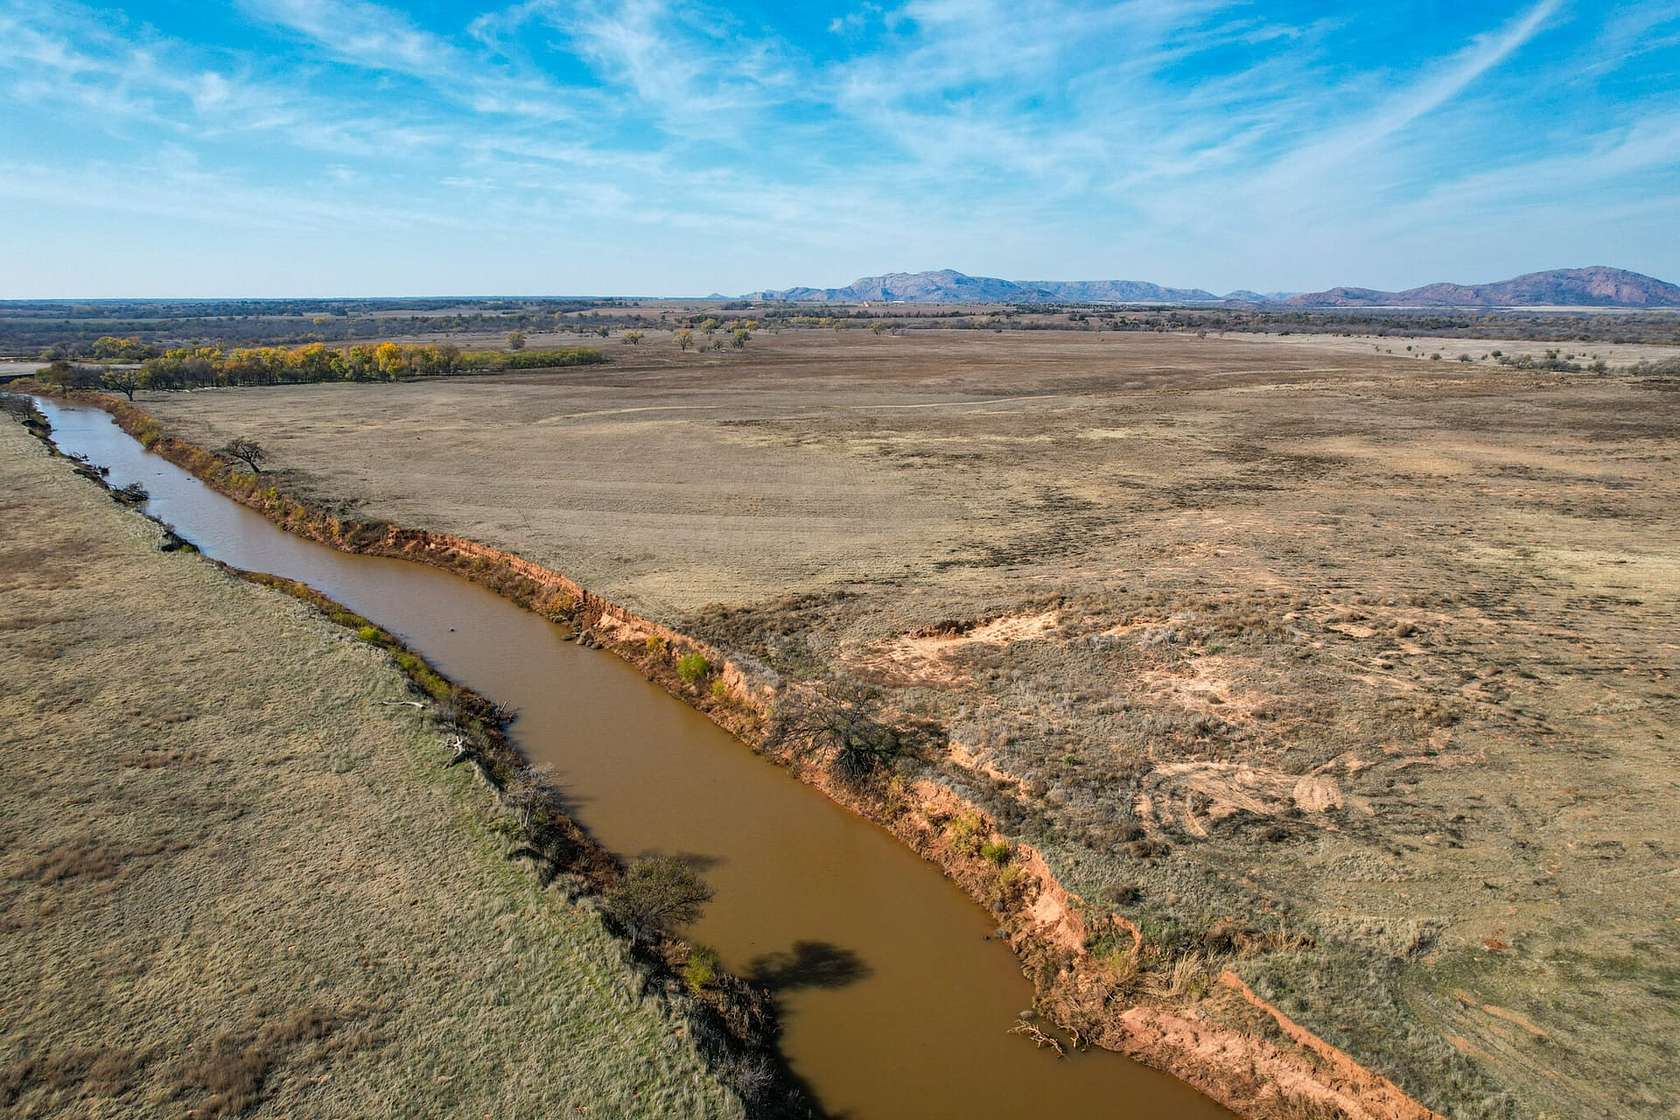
[{"xmin": 0, "ymin": 419, "xmax": 741, "ymax": 1119}]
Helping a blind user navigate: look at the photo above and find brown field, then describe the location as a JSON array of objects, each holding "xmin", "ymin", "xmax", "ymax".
[
  {"xmin": 0, "ymin": 420, "xmax": 742, "ymax": 1118},
  {"xmin": 123, "ymin": 328, "xmax": 1679, "ymax": 1118}
]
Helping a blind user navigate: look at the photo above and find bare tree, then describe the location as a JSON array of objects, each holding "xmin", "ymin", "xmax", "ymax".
[
  {"xmin": 1, "ymin": 395, "xmax": 43, "ymax": 426},
  {"xmin": 221, "ymin": 437, "xmax": 267, "ymax": 473},
  {"xmin": 769, "ymin": 682, "xmax": 900, "ymax": 782},
  {"xmin": 604, "ymin": 855, "xmax": 713, "ymax": 944}
]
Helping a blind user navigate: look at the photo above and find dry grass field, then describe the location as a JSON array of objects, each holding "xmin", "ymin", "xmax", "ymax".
[
  {"xmin": 1229, "ymin": 330, "xmax": 1680, "ymax": 368},
  {"xmin": 131, "ymin": 328, "xmax": 1680, "ymax": 1118},
  {"xmin": 0, "ymin": 420, "xmax": 742, "ymax": 1119}
]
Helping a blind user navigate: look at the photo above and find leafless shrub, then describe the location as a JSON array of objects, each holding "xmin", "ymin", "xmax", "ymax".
[
  {"xmin": 768, "ymin": 682, "xmax": 900, "ymax": 783},
  {"xmin": 720, "ymin": 1051, "xmax": 777, "ymax": 1103},
  {"xmin": 113, "ymin": 481, "xmax": 149, "ymax": 505},
  {"xmin": 1, "ymin": 394, "xmax": 46, "ymax": 428}
]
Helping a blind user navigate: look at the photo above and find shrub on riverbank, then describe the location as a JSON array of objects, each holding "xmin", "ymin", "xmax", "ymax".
[
  {"xmin": 606, "ymin": 856, "xmax": 714, "ymax": 945},
  {"xmin": 676, "ymin": 652, "xmax": 711, "ymax": 686},
  {"xmin": 685, "ymin": 947, "xmax": 721, "ymax": 991}
]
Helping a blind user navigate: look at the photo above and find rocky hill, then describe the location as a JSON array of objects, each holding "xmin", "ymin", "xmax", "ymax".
[
  {"xmin": 1285, "ymin": 266, "xmax": 1680, "ymax": 308},
  {"xmin": 746, "ymin": 266, "xmax": 1680, "ymax": 307}
]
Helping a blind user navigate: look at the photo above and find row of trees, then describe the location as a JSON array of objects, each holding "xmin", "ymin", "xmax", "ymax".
[
  {"xmin": 90, "ymin": 335, "xmax": 161, "ymax": 360},
  {"xmin": 74, "ymin": 341, "xmax": 607, "ymax": 392},
  {"xmin": 673, "ymin": 327, "xmax": 751, "ymax": 351}
]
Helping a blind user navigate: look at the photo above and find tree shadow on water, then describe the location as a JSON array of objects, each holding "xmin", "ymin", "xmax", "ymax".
[{"xmin": 747, "ymin": 941, "xmax": 871, "ymax": 993}]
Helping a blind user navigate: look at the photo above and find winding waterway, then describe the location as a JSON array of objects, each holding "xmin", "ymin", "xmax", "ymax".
[{"xmin": 34, "ymin": 397, "xmax": 1229, "ymax": 1120}]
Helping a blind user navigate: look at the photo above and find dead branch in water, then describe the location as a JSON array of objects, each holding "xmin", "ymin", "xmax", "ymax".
[{"xmin": 1008, "ymin": 1021, "xmax": 1065, "ymax": 1058}]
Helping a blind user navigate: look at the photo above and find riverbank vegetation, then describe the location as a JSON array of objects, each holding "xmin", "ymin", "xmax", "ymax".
[{"xmin": 24, "ymin": 339, "xmax": 607, "ymax": 396}]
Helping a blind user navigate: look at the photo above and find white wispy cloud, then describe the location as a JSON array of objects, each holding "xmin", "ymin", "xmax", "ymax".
[
  {"xmin": 2, "ymin": 0, "xmax": 1675, "ymax": 294},
  {"xmin": 237, "ymin": 0, "xmax": 593, "ymax": 123},
  {"xmin": 1252, "ymin": 0, "xmax": 1560, "ymax": 195}
]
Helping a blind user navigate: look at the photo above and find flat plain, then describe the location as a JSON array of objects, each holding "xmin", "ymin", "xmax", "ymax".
[
  {"xmin": 133, "ymin": 327, "xmax": 1680, "ymax": 1118},
  {"xmin": 0, "ymin": 419, "xmax": 742, "ymax": 1119}
]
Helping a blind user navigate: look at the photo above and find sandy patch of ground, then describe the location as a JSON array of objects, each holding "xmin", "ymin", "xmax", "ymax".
[{"xmin": 856, "ymin": 610, "xmax": 1061, "ymax": 686}]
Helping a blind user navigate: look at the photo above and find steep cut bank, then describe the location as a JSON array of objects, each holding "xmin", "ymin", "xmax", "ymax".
[{"xmin": 32, "ymin": 386, "xmax": 1444, "ymax": 1119}]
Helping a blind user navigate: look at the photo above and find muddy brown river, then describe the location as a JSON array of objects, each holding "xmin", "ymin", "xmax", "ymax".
[{"xmin": 35, "ymin": 397, "xmax": 1229, "ymax": 1120}]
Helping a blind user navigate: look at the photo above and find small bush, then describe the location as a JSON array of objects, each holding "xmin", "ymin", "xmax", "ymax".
[
  {"xmin": 947, "ymin": 811, "xmax": 984, "ymax": 854},
  {"xmin": 980, "ymin": 839, "xmax": 1012, "ymax": 866},
  {"xmin": 644, "ymin": 634, "xmax": 665, "ymax": 656},
  {"xmin": 676, "ymin": 652, "xmax": 711, "ymax": 685},
  {"xmin": 709, "ymin": 677, "xmax": 731, "ymax": 702},
  {"xmin": 684, "ymin": 946, "xmax": 719, "ymax": 991},
  {"xmin": 356, "ymin": 625, "xmax": 381, "ymax": 642},
  {"xmin": 986, "ymin": 863, "xmax": 1025, "ymax": 909}
]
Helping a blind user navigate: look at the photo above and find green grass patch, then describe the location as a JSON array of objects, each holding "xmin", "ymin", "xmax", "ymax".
[
  {"xmin": 684, "ymin": 947, "xmax": 720, "ymax": 992},
  {"xmin": 676, "ymin": 652, "xmax": 711, "ymax": 685}
]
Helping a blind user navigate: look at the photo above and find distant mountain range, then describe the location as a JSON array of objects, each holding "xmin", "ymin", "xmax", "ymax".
[
  {"xmin": 1282, "ymin": 267, "xmax": 1680, "ymax": 308},
  {"xmin": 744, "ymin": 269, "xmax": 1218, "ymax": 304},
  {"xmin": 743, "ymin": 266, "xmax": 1680, "ymax": 308}
]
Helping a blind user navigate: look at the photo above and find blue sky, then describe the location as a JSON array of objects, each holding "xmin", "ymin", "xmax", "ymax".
[{"xmin": 2, "ymin": 0, "xmax": 1677, "ymax": 297}]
